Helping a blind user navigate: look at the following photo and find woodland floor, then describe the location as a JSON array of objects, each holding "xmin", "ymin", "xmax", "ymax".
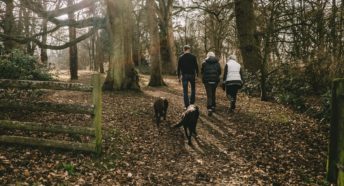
[{"xmin": 0, "ymin": 70, "xmax": 329, "ymax": 185}]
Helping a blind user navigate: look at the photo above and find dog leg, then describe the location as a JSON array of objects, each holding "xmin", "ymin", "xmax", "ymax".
[
  {"xmin": 184, "ymin": 126, "xmax": 192, "ymax": 145},
  {"xmin": 163, "ymin": 110, "xmax": 167, "ymax": 120},
  {"xmin": 156, "ymin": 113, "xmax": 160, "ymax": 127}
]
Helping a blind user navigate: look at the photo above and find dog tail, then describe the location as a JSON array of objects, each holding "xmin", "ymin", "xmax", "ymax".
[{"xmin": 172, "ymin": 121, "xmax": 183, "ymax": 128}]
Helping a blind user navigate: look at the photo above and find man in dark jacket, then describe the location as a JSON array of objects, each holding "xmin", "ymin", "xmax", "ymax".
[
  {"xmin": 201, "ymin": 51, "xmax": 221, "ymax": 116},
  {"xmin": 177, "ymin": 45, "xmax": 199, "ymax": 109}
]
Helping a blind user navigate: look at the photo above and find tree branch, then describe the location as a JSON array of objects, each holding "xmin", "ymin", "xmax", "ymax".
[
  {"xmin": 22, "ymin": 0, "xmax": 94, "ymax": 19},
  {"xmin": 0, "ymin": 28, "xmax": 99, "ymax": 50}
]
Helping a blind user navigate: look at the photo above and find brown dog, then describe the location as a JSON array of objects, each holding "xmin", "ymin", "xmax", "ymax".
[{"xmin": 153, "ymin": 97, "xmax": 168, "ymax": 127}]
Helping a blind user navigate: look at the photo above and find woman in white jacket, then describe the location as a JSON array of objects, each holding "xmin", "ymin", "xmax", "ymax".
[{"xmin": 222, "ymin": 55, "xmax": 244, "ymax": 112}]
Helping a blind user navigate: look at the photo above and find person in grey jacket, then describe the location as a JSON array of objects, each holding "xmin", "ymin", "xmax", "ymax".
[
  {"xmin": 201, "ymin": 51, "xmax": 221, "ymax": 116},
  {"xmin": 223, "ymin": 54, "xmax": 244, "ymax": 112}
]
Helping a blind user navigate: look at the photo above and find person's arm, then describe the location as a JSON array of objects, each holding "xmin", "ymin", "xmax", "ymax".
[
  {"xmin": 201, "ymin": 62, "xmax": 204, "ymax": 75},
  {"xmin": 194, "ymin": 56, "xmax": 199, "ymax": 77},
  {"xmin": 223, "ymin": 64, "xmax": 228, "ymax": 82},
  {"xmin": 240, "ymin": 67, "xmax": 244, "ymax": 84},
  {"xmin": 177, "ymin": 57, "xmax": 181, "ymax": 79},
  {"xmin": 217, "ymin": 62, "xmax": 221, "ymax": 77}
]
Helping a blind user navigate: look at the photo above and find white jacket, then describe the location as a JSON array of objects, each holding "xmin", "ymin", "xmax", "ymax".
[{"xmin": 225, "ymin": 59, "xmax": 242, "ymax": 82}]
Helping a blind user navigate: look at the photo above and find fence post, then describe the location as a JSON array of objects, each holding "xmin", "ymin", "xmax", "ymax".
[
  {"xmin": 327, "ymin": 78, "xmax": 344, "ymax": 184},
  {"xmin": 92, "ymin": 74, "xmax": 102, "ymax": 155}
]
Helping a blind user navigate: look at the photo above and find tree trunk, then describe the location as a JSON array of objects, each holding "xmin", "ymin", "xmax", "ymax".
[
  {"xmin": 147, "ymin": 0, "xmax": 165, "ymax": 86},
  {"xmin": 4, "ymin": 0, "xmax": 15, "ymax": 52},
  {"xmin": 260, "ymin": 1, "xmax": 275, "ymax": 101},
  {"xmin": 166, "ymin": 17, "xmax": 177, "ymax": 74},
  {"xmin": 40, "ymin": 0, "xmax": 48, "ymax": 65},
  {"xmin": 95, "ymin": 32, "xmax": 105, "ymax": 73},
  {"xmin": 68, "ymin": 0, "xmax": 78, "ymax": 80},
  {"xmin": 103, "ymin": 0, "xmax": 140, "ymax": 90},
  {"xmin": 331, "ymin": 0, "xmax": 337, "ymax": 56},
  {"xmin": 234, "ymin": 0, "xmax": 262, "ymax": 72},
  {"xmin": 158, "ymin": 0, "xmax": 177, "ymax": 75},
  {"xmin": 91, "ymin": 34, "xmax": 97, "ymax": 71}
]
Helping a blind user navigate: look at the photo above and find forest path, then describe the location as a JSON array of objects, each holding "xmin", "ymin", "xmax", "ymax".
[
  {"xmin": 139, "ymin": 74, "xmax": 328, "ymax": 185},
  {"xmin": 0, "ymin": 71, "xmax": 328, "ymax": 185}
]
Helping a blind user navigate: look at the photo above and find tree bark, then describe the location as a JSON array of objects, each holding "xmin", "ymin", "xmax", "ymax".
[
  {"xmin": 147, "ymin": 0, "xmax": 165, "ymax": 86},
  {"xmin": 68, "ymin": 0, "xmax": 78, "ymax": 80},
  {"xmin": 103, "ymin": 0, "xmax": 140, "ymax": 90},
  {"xmin": 95, "ymin": 32, "xmax": 105, "ymax": 73},
  {"xmin": 40, "ymin": 0, "xmax": 48, "ymax": 65},
  {"xmin": 234, "ymin": 0, "xmax": 262, "ymax": 72},
  {"xmin": 158, "ymin": 0, "xmax": 177, "ymax": 75}
]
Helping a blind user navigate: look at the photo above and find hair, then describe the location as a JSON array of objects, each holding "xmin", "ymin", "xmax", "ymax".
[
  {"xmin": 183, "ymin": 45, "xmax": 191, "ymax": 51},
  {"xmin": 228, "ymin": 54, "xmax": 237, "ymax": 61},
  {"xmin": 206, "ymin": 51, "xmax": 215, "ymax": 59}
]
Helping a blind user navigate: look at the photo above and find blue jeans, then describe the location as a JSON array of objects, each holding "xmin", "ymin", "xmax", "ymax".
[{"xmin": 182, "ymin": 74, "xmax": 196, "ymax": 107}]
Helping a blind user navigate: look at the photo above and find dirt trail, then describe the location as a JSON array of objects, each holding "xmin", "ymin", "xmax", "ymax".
[
  {"xmin": 139, "ymin": 74, "xmax": 328, "ymax": 185},
  {"xmin": 0, "ymin": 72, "xmax": 328, "ymax": 185}
]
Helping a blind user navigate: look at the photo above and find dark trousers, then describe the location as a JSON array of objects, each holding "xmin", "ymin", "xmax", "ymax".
[
  {"xmin": 226, "ymin": 84, "xmax": 241, "ymax": 109},
  {"xmin": 204, "ymin": 82, "xmax": 218, "ymax": 109},
  {"xmin": 182, "ymin": 74, "xmax": 196, "ymax": 107}
]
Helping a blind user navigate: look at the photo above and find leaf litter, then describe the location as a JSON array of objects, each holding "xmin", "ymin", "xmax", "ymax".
[{"xmin": 0, "ymin": 72, "xmax": 328, "ymax": 185}]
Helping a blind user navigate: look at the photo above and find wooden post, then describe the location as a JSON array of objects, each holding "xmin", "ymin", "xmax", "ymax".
[
  {"xmin": 92, "ymin": 74, "xmax": 102, "ymax": 155},
  {"xmin": 327, "ymin": 78, "xmax": 344, "ymax": 183}
]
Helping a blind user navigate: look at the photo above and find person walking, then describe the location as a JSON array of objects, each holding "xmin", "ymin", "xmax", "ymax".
[
  {"xmin": 201, "ymin": 51, "xmax": 221, "ymax": 116},
  {"xmin": 177, "ymin": 45, "xmax": 199, "ymax": 109},
  {"xmin": 222, "ymin": 54, "xmax": 244, "ymax": 112}
]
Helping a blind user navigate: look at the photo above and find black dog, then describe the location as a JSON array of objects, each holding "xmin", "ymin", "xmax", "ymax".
[
  {"xmin": 153, "ymin": 97, "xmax": 168, "ymax": 127},
  {"xmin": 173, "ymin": 105, "xmax": 200, "ymax": 145}
]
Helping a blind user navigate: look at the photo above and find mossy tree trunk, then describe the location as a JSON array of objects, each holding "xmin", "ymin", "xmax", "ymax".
[
  {"xmin": 147, "ymin": 0, "xmax": 165, "ymax": 86},
  {"xmin": 234, "ymin": 0, "xmax": 262, "ymax": 73},
  {"xmin": 103, "ymin": 0, "xmax": 140, "ymax": 90}
]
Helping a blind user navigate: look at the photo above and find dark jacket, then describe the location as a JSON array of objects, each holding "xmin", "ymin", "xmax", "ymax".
[
  {"xmin": 201, "ymin": 56, "xmax": 221, "ymax": 83},
  {"xmin": 177, "ymin": 53, "xmax": 198, "ymax": 78}
]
